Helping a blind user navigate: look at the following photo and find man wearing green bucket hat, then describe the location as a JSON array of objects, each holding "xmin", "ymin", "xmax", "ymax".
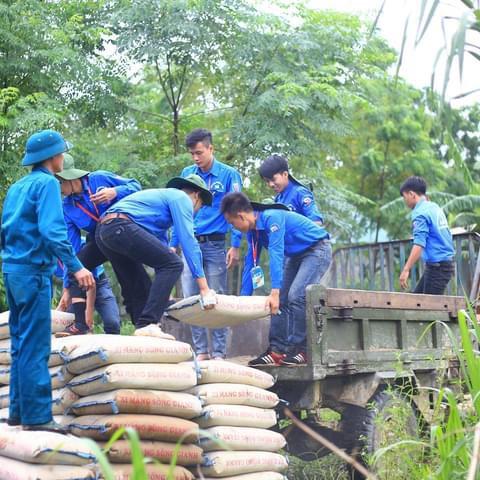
[
  {"xmin": 95, "ymin": 174, "xmax": 216, "ymax": 334},
  {"xmin": 1, "ymin": 129, "xmax": 94, "ymax": 433},
  {"xmin": 55, "ymin": 154, "xmax": 145, "ymax": 335}
]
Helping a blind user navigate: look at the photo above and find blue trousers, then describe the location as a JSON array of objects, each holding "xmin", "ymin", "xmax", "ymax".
[
  {"xmin": 182, "ymin": 240, "xmax": 228, "ymax": 358},
  {"xmin": 4, "ymin": 272, "xmax": 53, "ymax": 425},
  {"xmin": 270, "ymin": 240, "xmax": 332, "ymax": 354}
]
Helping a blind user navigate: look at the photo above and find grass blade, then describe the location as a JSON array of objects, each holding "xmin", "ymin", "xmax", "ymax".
[{"xmin": 416, "ymin": 0, "xmax": 440, "ymax": 45}]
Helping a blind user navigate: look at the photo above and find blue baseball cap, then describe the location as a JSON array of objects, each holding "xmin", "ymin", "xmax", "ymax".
[{"xmin": 22, "ymin": 130, "xmax": 72, "ymax": 166}]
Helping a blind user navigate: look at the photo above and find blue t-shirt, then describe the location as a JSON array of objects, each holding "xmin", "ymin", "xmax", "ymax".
[
  {"xmin": 275, "ymin": 180, "xmax": 323, "ymax": 223},
  {"xmin": 1, "ymin": 167, "xmax": 82, "ymax": 275},
  {"xmin": 171, "ymin": 159, "xmax": 243, "ymax": 248},
  {"xmin": 411, "ymin": 198, "xmax": 454, "ymax": 263},
  {"xmin": 106, "ymin": 189, "xmax": 205, "ymax": 279},
  {"xmin": 241, "ymin": 209, "xmax": 329, "ymax": 292}
]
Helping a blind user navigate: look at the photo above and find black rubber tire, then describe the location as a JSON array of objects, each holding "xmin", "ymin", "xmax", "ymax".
[{"xmin": 344, "ymin": 389, "xmax": 421, "ymax": 479}]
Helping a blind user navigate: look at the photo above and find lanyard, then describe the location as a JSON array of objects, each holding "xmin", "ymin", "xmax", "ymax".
[
  {"xmin": 251, "ymin": 230, "xmax": 260, "ymax": 267},
  {"xmin": 74, "ymin": 179, "xmax": 101, "ymax": 223}
]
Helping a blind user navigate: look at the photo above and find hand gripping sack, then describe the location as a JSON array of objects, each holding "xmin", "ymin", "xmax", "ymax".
[
  {"xmin": 71, "ymin": 389, "xmax": 202, "ymax": 418},
  {"xmin": 67, "ymin": 363, "xmax": 198, "ymax": 396},
  {"xmin": 167, "ymin": 295, "xmax": 269, "ymax": 328},
  {"xmin": 200, "ymin": 426, "xmax": 286, "ymax": 452},
  {"xmin": 70, "ymin": 414, "xmax": 198, "ymax": 442},
  {"xmin": 0, "ymin": 456, "xmax": 96, "ymax": 480},
  {"xmin": 200, "ymin": 451, "xmax": 288, "ymax": 477},
  {"xmin": 103, "ymin": 439, "xmax": 203, "ymax": 466},
  {"xmin": 195, "ymin": 404, "xmax": 277, "ymax": 429},
  {"xmin": 189, "ymin": 383, "xmax": 279, "ymax": 408},
  {"xmin": 195, "ymin": 360, "xmax": 274, "ymax": 389},
  {"xmin": 111, "ymin": 464, "xmax": 194, "ymax": 480},
  {"xmin": 66, "ymin": 334, "xmax": 193, "ymax": 375},
  {"xmin": 0, "ymin": 424, "xmax": 96, "ymax": 465}
]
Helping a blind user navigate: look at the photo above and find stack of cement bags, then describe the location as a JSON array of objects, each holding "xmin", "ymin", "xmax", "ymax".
[
  {"xmin": 66, "ymin": 334, "xmax": 203, "ymax": 479},
  {"xmin": 189, "ymin": 360, "xmax": 288, "ymax": 479},
  {"xmin": 0, "ymin": 310, "xmax": 86, "ymax": 426},
  {"xmin": 0, "ymin": 424, "xmax": 97, "ymax": 479}
]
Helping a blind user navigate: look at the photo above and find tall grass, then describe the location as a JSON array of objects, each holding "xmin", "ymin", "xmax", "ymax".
[{"xmin": 373, "ymin": 303, "xmax": 480, "ymax": 479}]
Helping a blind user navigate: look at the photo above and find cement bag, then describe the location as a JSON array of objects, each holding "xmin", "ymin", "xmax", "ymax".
[
  {"xmin": 195, "ymin": 360, "xmax": 274, "ymax": 389},
  {"xmin": 54, "ymin": 414, "xmax": 75, "ymax": 427},
  {"xmin": 167, "ymin": 294, "xmax": 269, "ymax": 328},
  {"xmin": 103, "ymin": 439, "xmax": 203, "ymax": 466},
  {"xmin": 202, "ymin": 473, "xmax": 286, "ymax": 480},
  {"xmin": 196, "ymin": 404, "xmax": 277, "ymax": 429},
  {"xmin": 51, "ymin": 310, "xmax": 75, "ymax": 333},
  {"xmin": 111, "ymin": 464, "xmax": 194, "ymax": 480},
  {"xmin": 52, "ymin": 387, "xmax": 79, "ymax": 415},
  {"xmin": 0, "ymin": 384, "xmax": 8, "ymax": 408},
  {"xmin": 190, "ymin": 383, "xmax": 279, "ymax": 408},
  {"xmin": 0, "ymin": 337, "xmax": 67, "ymax": 366},
  {"xmin": 0, "ymin": 364, "xmax": 71, "ymax": 388},
  {"xmin": 0, "ymin": 424, "xmax": 96, "ymax": 465},
  {"xmin": 201, "ymin": 451, "xmax": 288, "ymax": 477},
  {"xmin": 71, "ymin": 389, "xmax": 202, "ymax": 419},
  {"xmin": 68, "ymin": 363, "xmax": 197, "ymax": 396},
  {"xmin": 200, "ymin": 426, "xmax": 286, "ymax": 452},
  {"xmin": 70, "ymin": 414, "xmax": 198, "ymax": 442},
  {"xmin": 0, "ymin": 311, "xmax": 9, "ymax": 339},
  {"xmin": 66, "ymin": 335, "xmax": 193, "ymax": 374},
  {"xmin": 0, "ymin": 456, "xmax": 96, "ymax": 480}
]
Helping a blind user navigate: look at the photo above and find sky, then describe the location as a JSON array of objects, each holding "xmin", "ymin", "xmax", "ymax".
[{"xmin": 308, "ymin": 0, "xmax": 479, "ymax": 107}]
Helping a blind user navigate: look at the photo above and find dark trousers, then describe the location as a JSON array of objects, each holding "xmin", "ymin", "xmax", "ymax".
[
  {"xmin": 414, "ymin": 261, "xmax": 455, "ymax": 295},
  {"xmin": 69, "ymin": 236, "xmax": 151, "ymax": 325},
  {"xmin": 95, "ymin": 218, "xmax": 183, "ymax": 328}
]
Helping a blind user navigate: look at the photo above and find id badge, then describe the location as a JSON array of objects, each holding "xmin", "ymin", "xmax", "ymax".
[{"xmin": 251, "ymin": 265, "xmax": 265, "ymax": 289}]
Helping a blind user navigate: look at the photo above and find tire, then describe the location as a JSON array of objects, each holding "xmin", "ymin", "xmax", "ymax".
[{"xmin": 344, "ymin": 389, "xmax": 422, "ymax": 479}]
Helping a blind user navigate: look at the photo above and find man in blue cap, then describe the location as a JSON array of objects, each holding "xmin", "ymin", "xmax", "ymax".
[
  {"xmin": 55, "ymin": 154, "xmax": 145, "ymax": 335},
  {"xmin": 171, "ymin": 128, "xmax": 243, "ymax": 360},
  {"xmin": 95, "ymin": 174, "xmax": 217, "ymax": 333},
  {"xmin": 399, "ymin": 176, "xmax": 455, "ymax": 294},
  {"xmin": 1, "ymin": 129, "xmax": 94, "ymax": 433},
  {"xmin": 258, "ymin": 154, "xmax": 323, "ymax": 223},
  {"xmin": 221, "ymin": 192, "xmax": 331, "ymax": 367}
]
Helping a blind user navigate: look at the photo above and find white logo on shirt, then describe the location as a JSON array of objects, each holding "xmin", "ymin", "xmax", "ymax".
[
  {"xmin": 303, "ymin": 196, "xmax": 312, "ymax": 206},
  {"xmin": 270, "ymin": 224, "xmax": 280, "ymax": 233}
]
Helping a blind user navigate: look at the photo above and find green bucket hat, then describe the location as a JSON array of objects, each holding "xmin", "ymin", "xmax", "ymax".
[
  {"xmin": 56, "ymin": 153, "xmax": 89, "ymax": 181},
  {"xmin": 251, "ymin": 197, "xmax": 290, "ymax": 211},
  {"xmin": 166, "ymin": 174, "xmax": 213, "ymax": 206}
]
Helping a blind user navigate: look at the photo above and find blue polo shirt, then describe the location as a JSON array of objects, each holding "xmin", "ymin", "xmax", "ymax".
[
  {"xmin": 170, "ymin": 159, "xmax": 243, "ymax": 248},
  {"xmin": 105, "ymin": 189, "xmax": 205, "ymax": 279},
  {"xmin": 411, "ymin": 198, "xmax": 454, "ymax": 263},
  {"xmin": 1, "ymin": 166, "xmax": 82, "ymax": 275},
  {"xmin": 62, "ymin": 171, "xmax": 141, "ymax": 252},
  {"xmin": 275, "ymin": 180, "xmax": 323, "ymax": 223},
  {"xmin": 241, "ymin": 209, "xmax": 329, "ymax": 293}
]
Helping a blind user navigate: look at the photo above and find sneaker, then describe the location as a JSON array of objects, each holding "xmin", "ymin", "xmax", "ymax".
[
  {"xmin": 55, "ymin": 324, "xmax": 88, "ymax": 338},
  {"xmin": 212, "ymin": 356, "xmax": 225, "ymax": 361},
  {"xmin": 248, "ymin": 349, "xmax": 286, "ymax": 367},
  {"xmin": 196, "ymin": 353, "xmax": 211, "ymax": 361},
  {"xmin": 7, "ymin": 418, "xmax": 20, "ymax": 426},
  {"xmin": 23, "ymin": 420, "xmax": 68, "ymax": 434},
  {"xmin": 280, "ymin": 351, "xmax": 307, "ymax": 366}
]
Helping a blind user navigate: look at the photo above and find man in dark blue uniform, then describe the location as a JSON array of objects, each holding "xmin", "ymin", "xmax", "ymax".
[
  {"xmin": 171, "ymin": 129, "xmax": 243, "ymax": 360},
  {"xmin": 258, "ymin": 154, "xmax": 323, "ymax": 223},
  {"xmin": 1, "ymin": 130, "xmax": 94, "ymax": 432},
  {"xmin": 55, "ymin": 154, "xmax": 146, "ymax": 334},
  {"xmin": 399, "ymin": 176, "xmax": 455, "ymax": 294},
  {"xmin": 96, "ymin": 174, "xmax": 216, "ymax": 332},
  {"xmin": 222, "ymin": 192, "xmax": 332, "ymax": 366}
]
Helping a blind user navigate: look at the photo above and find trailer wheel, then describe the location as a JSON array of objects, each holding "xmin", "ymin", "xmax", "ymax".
[{"xmin": 346, "ymin": 389, "xmax": 423, "ymax": 479}]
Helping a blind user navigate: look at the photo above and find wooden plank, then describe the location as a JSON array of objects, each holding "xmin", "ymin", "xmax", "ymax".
[
  {"xmin": 368, "ymin": 247, "xmax": 375, "ymax": 291},
  {"xmin": 379, "ymin": 246, "xmax": 385, "ymax": 291},
  {"xmin": 387, "ymin": 243, "xmax": 394, "ymax": 291},
  {"xmin": 358, "ymin": 248, "xmax": 365, "ymax": 290},
  {"xmin": 325, "ymin": 288, "xmax": 466, "ymax": 312}
]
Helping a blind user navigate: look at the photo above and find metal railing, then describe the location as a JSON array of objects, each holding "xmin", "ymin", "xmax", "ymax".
[{"xmin": 330, "ymin": 232, "xmax": 480, "ymax": 298}]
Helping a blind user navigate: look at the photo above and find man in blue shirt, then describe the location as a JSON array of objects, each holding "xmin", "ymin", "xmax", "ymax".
[
  {"xmin": 171, "ymin": 129, "xmax": 243, "ymax": 360},
  {"xmin": 258, "ymin": 154, "xmax": 323, "ymax": 223},
  {"xmin": 55, "ymin": 155, "xmax": 146, "ymax": 335},
  {"xmin": 95, "ymin": 174, "xmax": 216, "ymax": 332},
  {"xmin": 399, "ymin": 176, "xmax": 455, "ymax": 294},
  {"xmin": 221, "ymin": 192, "xmax": 332, "ymax": 366},
  {"xmin": 1, "ymin": 130, "xmax": 94, "ymax": 433}
]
